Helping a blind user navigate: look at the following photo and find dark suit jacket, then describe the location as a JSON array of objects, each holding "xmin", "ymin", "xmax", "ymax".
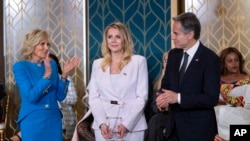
[{"xmin": 161, "ymin": 42, "xmax": 220, "ymax": 141}]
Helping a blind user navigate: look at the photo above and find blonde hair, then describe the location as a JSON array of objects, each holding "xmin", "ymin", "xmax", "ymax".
[
  {"xmin": 101, "ymin": 22, "xmax": 134, "ymax": 71},
  {"xmin": 20, "ymin": 29, "xmax": 50, "ymax": 60},
  {"xmin": 154, "ymin": 52, "xmax": 168, "ymax": 90}
]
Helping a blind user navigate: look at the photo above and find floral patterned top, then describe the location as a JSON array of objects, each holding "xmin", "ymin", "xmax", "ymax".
[{"xmin": 220, "ymin": 78, "xmax": 250, "ymax": 107}]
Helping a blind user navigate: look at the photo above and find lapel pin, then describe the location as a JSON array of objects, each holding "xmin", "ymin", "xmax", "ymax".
[{"xmin": 195, "ymin": 59, "xmax": 199, "ymax": 61}]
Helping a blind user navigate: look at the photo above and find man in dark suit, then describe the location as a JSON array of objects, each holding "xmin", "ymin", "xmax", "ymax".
[{"xmin": 156, "ymin": 12, "xmax": 220, "ymax": 141}]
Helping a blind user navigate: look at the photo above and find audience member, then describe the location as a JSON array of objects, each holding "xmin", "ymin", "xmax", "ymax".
[
  {"xmin": 214, "ymin": 47, "xmax": 250, "ymax": 141},
  {"xmin": 12, "ymin": 29, "xmax": 80, "ymax": 141},
  {"xmin": 88, "ymin": 21, "xmax": 148, "ymax": 141},
  {"xmin": 145, "ymin": 52, "xmax": 168, "ymax": 122},
  {"xmin": 71, "ymin": 87, "xmax": 95, "ymax": 141},
  {"xmin": 144, "ymin": 52, "xmax": 169, "ymax": 141},
  {"xmin": 218, "ymin": 47, "xmax": 250, "ymax": 106},
  {"xmin": 152, "ymin": 52, "xmax": 169, "ymax": 113},
  {"xmin": 214, "ymin": 135, "xmax": 225, "ymax": 141},
  {"xmin": 0, "ymin": 81, "xmax": 6, "ymax": 129},
  {"xmin": 4, "ymin": 132, "xmax": 21, "ymax": 141},
  {"xmin": 82, "ymin": 88, "xmax": 90, "ymax": 113},
  {"xmin": 49, "ymin": 53, "xmax": 78, "ymax": 140},
  {"xmin": 156, "ymin": 12, "xmax": 220, "ymax": 141}
]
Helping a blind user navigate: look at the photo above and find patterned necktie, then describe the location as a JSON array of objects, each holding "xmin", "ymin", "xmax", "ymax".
[{"xmin": 179, "ymin": 52, "xmax": 189, "ymax": 83}]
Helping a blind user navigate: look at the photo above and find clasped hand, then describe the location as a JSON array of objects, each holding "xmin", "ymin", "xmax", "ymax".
[
  {"xmin": 100, "ymin": 123, "xmax": 128, "ymax": 139},
  {"xmin": 156, "ymin": 89, "xmax": 178, "ymax": 112}
]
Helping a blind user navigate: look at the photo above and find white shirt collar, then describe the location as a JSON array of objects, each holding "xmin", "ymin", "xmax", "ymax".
[{"xmin": 185, "ymin": 40, "xmax": 199, "ymax": 59}]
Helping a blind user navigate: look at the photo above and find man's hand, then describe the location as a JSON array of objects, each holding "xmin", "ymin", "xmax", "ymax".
[{"xmin": 156, "ymin": 89, "xmax": 178, "ymax": 111}]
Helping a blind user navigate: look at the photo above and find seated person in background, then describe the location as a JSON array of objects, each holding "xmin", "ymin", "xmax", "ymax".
[
  {"xmin": 82, "ymin": 89, "xmax": 90, "ymax": 114},
  {"xmin": 5, "ymin": 53, "xmax": 78, "ymax": 141},
  {"xmin": 49, "ymin": 53, "xmax": 78, "ymax": 140},
  {"xmin": 144, "ymin": 52, "xmax": 169, "ymax": 122},
  {"xmin": 144, "ymin": 52, "xmax": 169, "ymax": 141},
  {"xmin": 72, "ymin": 87, "xmax": 95, "ymax": 141},
  {"xmin": 214, "ymin": 135, "xmax": 226, "ymax": 141},
  {"xmin": 219, "ymin": 47, "xmax": 250, "ymax": 106},
  {"xmin": 4, "ymin": 133, "xmax": 21, "ymax": 141},
  {"xmin": 214, "ymin": 47, "xmax": 250, "ymax": 141},
  {"xmin": 151, "ymin": 52, "xmax": 169, "ymax": 113},
  {"xmin": 0, "ymin": 82, "xmax": 6, "ymax": 129}
]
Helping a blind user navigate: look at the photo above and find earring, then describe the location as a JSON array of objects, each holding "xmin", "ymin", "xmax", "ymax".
[{"xmin": 224, "ymin": 68, "xmax": 227, "ymax": 74}]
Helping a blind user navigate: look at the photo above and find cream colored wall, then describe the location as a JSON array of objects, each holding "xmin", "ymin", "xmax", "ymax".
[
  {"xmin": 171, "ymin": 0, "xmax": 178, "ymax": 48},
  {"xmin": 185, "ymin": 0, "xmax": 250, "ymax": 73}
]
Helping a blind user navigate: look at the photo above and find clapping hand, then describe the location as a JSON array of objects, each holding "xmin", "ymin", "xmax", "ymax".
[
  {"xmin": 43, "ymin": 53, "xmax": 52, "ymax": 77},
  {"xmin": 61, "ymin": 57, "xmax": 80, "ymax": 77}
]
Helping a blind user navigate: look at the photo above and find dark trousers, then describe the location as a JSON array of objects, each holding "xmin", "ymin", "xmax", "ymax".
[
  {"xmin": 144, "ymin": 112, "xmax": 169, "ymax": 141},
  {"xmin": 166, "ymin": 125, "xmax": 179, "ymax": 141}
]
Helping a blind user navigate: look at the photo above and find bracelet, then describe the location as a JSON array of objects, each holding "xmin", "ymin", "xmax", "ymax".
[
  {"xmin": 61, "ymin": 76, "xmax": 67, "ymax": 81},
  {"xmin": 43, "ymin": 76, "xmax": 50, "ymax": 80}
]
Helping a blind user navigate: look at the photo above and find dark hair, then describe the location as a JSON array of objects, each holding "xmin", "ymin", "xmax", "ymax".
[
  {"xmin": 172, "ymin": 12, "xmax": 201, "ymax": 40},
  {"xmin": 49, "ymin": 53, "xmax": 62, "ymax": 75},
  {"xmin": 219, "ymin": 47, "xmax": 247, "ymax": 75}
]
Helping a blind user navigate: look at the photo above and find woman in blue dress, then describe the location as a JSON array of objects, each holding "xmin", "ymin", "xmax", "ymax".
[{"xmin": 13, "ymin": 29, "xmax": 80, "ymax": 141}]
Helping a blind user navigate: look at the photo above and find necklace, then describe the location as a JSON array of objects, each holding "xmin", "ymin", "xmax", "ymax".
[{"xmin": 30, "ymin": 59, "xmax": 42, "ymax": 67}]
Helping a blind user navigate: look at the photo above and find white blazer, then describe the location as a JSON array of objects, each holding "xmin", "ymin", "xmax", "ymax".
[{"xmin": 89, "ymin": 55, "xmax": 148, "ymax": 131}]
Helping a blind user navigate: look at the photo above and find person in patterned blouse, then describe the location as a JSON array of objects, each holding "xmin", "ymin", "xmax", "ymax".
[
  {"xmin": 218, "ymin": 47, "xmax": 249, "ymax": 106},
  {"xmin": 214, "ymin": 47, "xmax": 250, "ymax": 141},
  {"xmin": 49, "ymin": 53, "xmax": 78, "ymax": 141}
]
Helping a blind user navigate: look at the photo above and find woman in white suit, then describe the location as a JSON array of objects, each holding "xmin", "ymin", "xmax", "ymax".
[{"xmin": 88, "ymin": 21, "xmax": 148, "ymax": 141}]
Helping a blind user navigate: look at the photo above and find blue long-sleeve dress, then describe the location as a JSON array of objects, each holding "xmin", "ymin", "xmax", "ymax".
[{"xmin": 13, "ymin": 60, "xmax": 69, "ymax": 141}]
